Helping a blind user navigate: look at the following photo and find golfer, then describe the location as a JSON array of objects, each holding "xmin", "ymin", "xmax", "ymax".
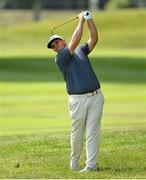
[{"xmin": 47, "ymin": 11, "xmax": 104, "ymax": 172}]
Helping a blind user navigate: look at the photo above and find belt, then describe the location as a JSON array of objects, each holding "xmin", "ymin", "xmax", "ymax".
[
  {"xmin": 70, "ymin": 89, "xmax": 99, "ymax": 97},
  {"xmin": 86, "ymin": 90, "xmax": 98, "ymax": 97}
]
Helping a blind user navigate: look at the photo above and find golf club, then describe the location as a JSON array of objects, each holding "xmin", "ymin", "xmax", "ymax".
[
  {"xmin": 51, "ymin": 17, "xmax": 78, "ymax": 35},
  {"xmin": 51, "ymin": 12, "xmax": 89, "ymax": 35}
]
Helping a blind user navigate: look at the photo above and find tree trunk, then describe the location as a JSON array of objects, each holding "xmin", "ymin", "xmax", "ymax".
[
  {"xmin": 88, "ymin": 0, "xmax": 98, "ymax": 10},
  {"xmin": 32, "ymin": 0, "xmax": 41, "ymax": 21}
]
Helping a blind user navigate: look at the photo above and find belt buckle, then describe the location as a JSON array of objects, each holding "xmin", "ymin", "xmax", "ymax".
[
  {"xmin": 92, "ymin": 90, "xmax": 97, "ymax": 96},
  {"xmin": 94, "ymin": 90, "xmax": 98, "ymax": 95},
  {"xmin": 87, "ymin": 92, "xmax": 92, "ymax": 97},
  {"xmin": 87, "ymin": 90, "xmax": 97, "ymax": 97}
]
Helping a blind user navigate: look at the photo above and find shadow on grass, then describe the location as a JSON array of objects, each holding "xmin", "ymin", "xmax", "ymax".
[{"xmin": 0, "ymin": 56, "xmax": 146, "ymax": 84}]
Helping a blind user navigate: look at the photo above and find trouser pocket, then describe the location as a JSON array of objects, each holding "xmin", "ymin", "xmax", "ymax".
[{"xmin": 68, "ymin": 97, "xmax": 84, "ymax": 121}]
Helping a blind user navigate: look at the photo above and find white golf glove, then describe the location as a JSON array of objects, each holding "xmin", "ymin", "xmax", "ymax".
[{"xmin": 83, "ymin": 11, "xmax": 92, "ymax": 20}]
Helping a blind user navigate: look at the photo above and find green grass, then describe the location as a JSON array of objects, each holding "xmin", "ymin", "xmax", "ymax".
[
  {"xmin": 1, "ymin": 82, "xmax": 146, "ymax": 135},
  {"xmin": 0, "ymin": 9, "xmax": 146, "ymax": 57},
  {"xmin": 0, "ymin": 56, "xmax": 146, "ymax": 83},
  {"xmin": 0, "ymin": 82, "xmax": 146, "ymax": 178},
  {"xmin": 0, "ymin": 130, "xmax": 146, "ymax": 179},
  {"xmin": 0, "ymin": 9, "xmax": 146, "ymax": 179}
]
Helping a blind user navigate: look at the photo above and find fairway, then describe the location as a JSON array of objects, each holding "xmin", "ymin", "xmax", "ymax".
[
  {"xmin": 0, "ymin": 9, "xmax": 146, "ymax": 179},
  {"xmin": 0, "ymin": 81, "xmax": 146, "ymax": 178}
]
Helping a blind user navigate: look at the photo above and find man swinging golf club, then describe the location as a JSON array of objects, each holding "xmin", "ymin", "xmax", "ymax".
[{"xmin": 47, "ymin": 11, "xmax": 104, "ymax": 172}]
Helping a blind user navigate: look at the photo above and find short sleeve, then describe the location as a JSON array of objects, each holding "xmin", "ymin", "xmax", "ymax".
[
  {"xmin": 55, "ymin": 47, "xmax": 72, "ymax": 66},
  {"xmin": 79, "ymin": 43, "xmax": 90, "ymax": 55}
]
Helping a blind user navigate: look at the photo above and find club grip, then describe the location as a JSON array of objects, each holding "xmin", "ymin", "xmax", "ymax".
[
  {"xmin": 85, "ymin": 12, "xmax": 89, "ymax": 16},
  {"xmin": 83, "ymin": 11, "xmax": 92, "ymax": 20}
]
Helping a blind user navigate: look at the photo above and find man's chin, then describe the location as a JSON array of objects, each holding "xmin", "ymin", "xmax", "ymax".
[{"xmin": 58, "ymin": 47, "xmax": 64, "ymax": 51}]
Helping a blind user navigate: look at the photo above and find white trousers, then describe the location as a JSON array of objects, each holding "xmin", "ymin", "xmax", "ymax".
[{"xmin": 68, "ymin": 89, "xmax": 104, "ymax": 168}]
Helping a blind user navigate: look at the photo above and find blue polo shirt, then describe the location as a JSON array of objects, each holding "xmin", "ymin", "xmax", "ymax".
[{"xmin": 55, "ymin": 43, "xmax": 100, "ymax": 94}]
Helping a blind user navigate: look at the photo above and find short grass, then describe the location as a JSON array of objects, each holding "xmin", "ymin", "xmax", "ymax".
[
  {"xmin": 0, "ymin": 9, "xmax": 146, "ymax": 179},
  {"xmin": 0, "ymin": 82, "xmax": 146, "ymax": 179}
]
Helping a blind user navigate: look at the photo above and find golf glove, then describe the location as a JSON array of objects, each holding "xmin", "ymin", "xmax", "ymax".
[{"xmin": 83, "ymin": 11, "xmax": 92, "ymax": 20}]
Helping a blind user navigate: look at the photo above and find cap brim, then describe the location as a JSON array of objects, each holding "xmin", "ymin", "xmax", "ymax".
[{"xmin": 47, "ymin": 38, "xmax": 62, "ymax": 49}]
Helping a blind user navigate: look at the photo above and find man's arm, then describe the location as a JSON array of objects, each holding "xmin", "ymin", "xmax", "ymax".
[
  {"xmin": 87, "ymin": 19, "xmax": 98, "ymax": 52},
  {"xmin": 68, "ymin": 13, "xmax": 85, "ymax": 54},
  {"xmin": 83, "ymin": 12, "xmax": 98, "ymax": 52}
]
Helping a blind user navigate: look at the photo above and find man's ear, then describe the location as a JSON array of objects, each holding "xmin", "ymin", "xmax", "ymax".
[{"xmin": 63, "ymin": 40, "xmax": 66, "ymax": 46}]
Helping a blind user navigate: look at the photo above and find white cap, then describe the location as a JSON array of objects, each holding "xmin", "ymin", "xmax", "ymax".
[{"xmin": 47, "ymin": 34, "xmax": 64, "ymax": 49}]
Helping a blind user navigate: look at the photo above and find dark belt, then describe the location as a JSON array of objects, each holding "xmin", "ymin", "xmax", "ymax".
[
  {"xmin": 86, "ymin": 90, "xmax": 98, "ymax": 97},
  {"xmin": 70, "ymin": 89, "xmax": 99, "ymax": 97}
]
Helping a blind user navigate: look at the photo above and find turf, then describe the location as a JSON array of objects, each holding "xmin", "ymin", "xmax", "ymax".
[
  {"xmin": 1, "ymin": 81, "xmax": 146, "ymax": 179},
  {"xmin": 0, "ymin": 9, "xmax": 146, "ymax": 179},
  {"xmin": 0, "ymin": 130, "xmax": 146, "ymax": 179},
  {"xmin": 0, "ymin": 56, "xmax": 146, "ymax": 83}
]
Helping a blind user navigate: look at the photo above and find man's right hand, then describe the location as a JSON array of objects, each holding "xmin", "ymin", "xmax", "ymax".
[{"xmin": 78, "ymin": 12, "xmax": 85, "ymax": 23}]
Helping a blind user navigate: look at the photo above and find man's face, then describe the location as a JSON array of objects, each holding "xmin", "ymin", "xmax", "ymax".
[{"xmin": 51, "ymin": 39, "xmax": 66, "ymax": 52}]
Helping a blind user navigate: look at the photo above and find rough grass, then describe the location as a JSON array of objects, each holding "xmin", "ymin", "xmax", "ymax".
[{"xmin": 0, "ymin": 129, "xmax": 146, "ymax": 179}]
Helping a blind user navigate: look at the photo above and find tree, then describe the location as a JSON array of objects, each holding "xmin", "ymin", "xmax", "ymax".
[
  {"xmin": 32, "ymin": 0, "xmax": 41, "ymax": 21},
  {"xmin": 0, "ymin": 0, "xmax": 9, "ymax": 9},
  {"xmin": 88, "ymin": 0, "xmax": 98, "ymax": 10}
]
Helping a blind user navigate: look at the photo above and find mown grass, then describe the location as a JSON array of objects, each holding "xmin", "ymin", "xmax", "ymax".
[
  {"xmin": 0, "ymin": 9, "xmax": 146, "ymax": 179},
  {"xmin": 0, "ymin": 56, "xmax": 146, "ymax": 83},
  {"xmin": 0, "ymin": 80, "xmax": 146, "ymax": 178},
  {"xmin": 1, "ymin": 81, "xmax": 145, "ymax": 135}
]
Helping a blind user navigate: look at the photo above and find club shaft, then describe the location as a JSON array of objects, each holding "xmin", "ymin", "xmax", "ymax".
[{"xmin": 51, "ymin": 17, "xmax": 78, "ymax": 35}]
